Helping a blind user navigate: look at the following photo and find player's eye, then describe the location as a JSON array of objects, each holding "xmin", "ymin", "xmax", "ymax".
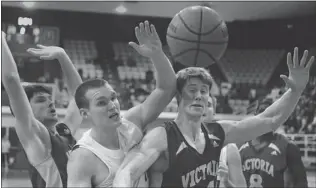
[{"xmin": 97, "ymin": 101, "xmax": 107, "ymax": 106}]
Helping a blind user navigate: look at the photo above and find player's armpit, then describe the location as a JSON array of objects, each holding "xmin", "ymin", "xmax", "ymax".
[
  {"xmin": 219, "ymin": 116, "xmax": 277, "ymax": 145},
  {"xmin": 286, "ymin": 142, "xmax": 308, "ymax": 188},
  {"xmin": 226, "ymin": 144, "xmax": 247, "ymax": 188},
  {"xmin": 113, "ymin": 127, "xmax": 168, "ymax": 187},
  {"xmin": 67, "ymin": 148, "xmax": 96, "ymax": 188}
]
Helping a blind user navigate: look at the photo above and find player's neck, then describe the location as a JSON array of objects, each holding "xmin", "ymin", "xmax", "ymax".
[
  {"xmin": 90, "ymin": 126, "xmax": 120, "ymax": 150},
  {"xmin": 43, "ymin": 119, "xmax": 58, "ymax": 134},
  {"xmin": 175, "ymin": 112, "xmax": 203, "ymax": 141}
]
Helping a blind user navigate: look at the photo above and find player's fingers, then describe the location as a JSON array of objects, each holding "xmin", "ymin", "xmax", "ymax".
[
  {"xmin": 144, "ymin": 20, "xmax": 150, "ymax": 35},
  {"xmin": 134, "ymin": 27, "xmax": 141, "ymax": 42},
  {"xmin": 26, "ymin": 49, "xmax": 42, "ymax": 56},
  {"xmin": 37, "ymin": 44, "xmax": 47, "ymax": 49},
  {"xmin": 300, "ymin": 50, "xmax": 308, "ymax": 67},
  {"xmin": 150, "ymin": 24, "xmax": 160, "ymax": 40},
  {"xmin": 293, "ymin": 47, "xmax": 299, "ymax": 68},
  {"xmin": 287, "ymin": 52, "xmax": 293, "ymax": 69},
  {"xmin": 39, "ymin": 55, "xmax": 51, "ymax": 60},
  {"xmin": 128, "ymin": 42, "xmax": 141, "ymax": 53},
  {"xmin": 305, "ymin": 56, "xmax": 315, "ymax": 70},
  {"xmin": 139, "ymin": 22, "xmax": 145, "ymax": 35}
]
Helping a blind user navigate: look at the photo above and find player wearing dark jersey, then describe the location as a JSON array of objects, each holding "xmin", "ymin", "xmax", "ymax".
[
  {"xmin": 2, "ymin": 32, "xmax": 82, "ymax": 188},
  {"xmin": 240, "ymin": 98, "xmax": 308, "ymax": 188},
  {"xmin": 113, "ymin": 47, "xmax": 314, "ymax": 188}
]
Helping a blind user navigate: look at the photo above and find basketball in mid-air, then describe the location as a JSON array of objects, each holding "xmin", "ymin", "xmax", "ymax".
[{"xmin": 167, "ymin": 6, "xmax": 229, "ymax": 67}]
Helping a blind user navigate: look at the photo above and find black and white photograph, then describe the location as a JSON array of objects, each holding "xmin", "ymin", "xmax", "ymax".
[{"xmin": 1, "ymin": 1, "xmax": 316, "ymax": 187}]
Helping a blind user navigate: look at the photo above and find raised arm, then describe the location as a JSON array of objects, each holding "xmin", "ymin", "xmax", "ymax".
[
  {"xmin": 67, "ymin": 148, "xmax": 96, "ymax": 188},
  {"xmin": 220, "ymin": 48, "xmax": 314, "ymax": 145},
  {"xmin": 27, "ymin": 45, "xmax": 82, "ymax": 136},
  {"xmin": 113, "ymin": 126, "xmax": 168, "ymax": 187},
  {"xmin": 124, "ymin": 21, "xmax": 176, "ymax": 129},
  {"xmin": 1, "ymin": 32, "xmax": 51, "ymax": 165}
]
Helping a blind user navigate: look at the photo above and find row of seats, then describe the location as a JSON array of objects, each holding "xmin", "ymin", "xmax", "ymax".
[
  {"xmin": 219, "ymin": 49, "xmax": 285, "ymax": 85},
  {"xmin": 64, "ymin": 40, "xmax": 98, "ymax": 64},
  {"xmin": 63, "ymin": 39, "xmax": 102, "ymax": 79}
]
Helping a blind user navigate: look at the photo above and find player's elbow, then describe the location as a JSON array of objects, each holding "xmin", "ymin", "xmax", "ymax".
[{"xmin": 3, "ymin": 73, "xmax": 20, "ymax": 86}]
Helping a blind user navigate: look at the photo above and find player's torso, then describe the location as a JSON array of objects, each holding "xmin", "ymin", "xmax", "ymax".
[
  {"xmin": 240, "ymin": 135, "xmax": 288, "ymax": 188},
  {"xmin": 28, "ymin": 123, "xmax": 75, "ymax": 188},
  {"xmin": 76, "ymin": 119, "xmax": 146, "ymax": 187},
  {"xmin": 161, "ymin": 121, "xmax": 225, "ymax": 188}
]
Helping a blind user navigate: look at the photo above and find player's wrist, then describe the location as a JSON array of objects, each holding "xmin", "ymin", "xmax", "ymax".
[{"xmin": 149, "ymin": 49, "xmax": 165, "ymax": 60}]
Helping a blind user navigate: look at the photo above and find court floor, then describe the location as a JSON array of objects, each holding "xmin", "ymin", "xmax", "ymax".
[{"xmin": 2, "ymin": 169, "xmax": 316, "ymax": 187}]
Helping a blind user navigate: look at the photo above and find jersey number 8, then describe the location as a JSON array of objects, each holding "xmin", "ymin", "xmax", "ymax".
[{"xmin": 249, "ymin": 174, "xmax": 263, "ymax": 188}]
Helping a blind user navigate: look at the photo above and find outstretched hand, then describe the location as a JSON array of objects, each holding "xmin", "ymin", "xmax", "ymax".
[
  {"xmin": 129, "ymin": 20, "xmax": 163, "ymax": 58},
  {"xmin": 27, "ymin": 45, "xmax": 65, "ymax": 60},
  {"xmin": 280, "ymin": 47, "xmax": 314, "ymax": 92}
]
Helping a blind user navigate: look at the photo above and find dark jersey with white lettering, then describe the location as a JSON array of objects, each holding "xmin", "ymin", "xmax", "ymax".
[
  {"xmin": 161, "ymin": 121, "xmax": 225, "ymax": 188},
  {"xmin": 26, "ymin": 123, "xmax": 76, "ymax": 188},
  {"xmin": 239, "ymin": 133, "xmax": 289, "ymax": 188}
]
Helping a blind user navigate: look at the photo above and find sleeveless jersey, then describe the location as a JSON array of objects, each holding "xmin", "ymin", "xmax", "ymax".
[
  {"xmin": 239, "ymin": 133, "xmax": 289, "ymax": 188},
  {"xmin": 161, "ymin": 121, "xmax": 225, "ymax": 188},
  {"xmin": 75, "ymin": 129, "xmax": 125, "ymax": 187},
  {"xmin": 27, "ymin": 123, "xmax": 76, "ymax": 188},
  {"xmin": 74, "ymin": 118, "xmax": 148, "ymax": 187}
]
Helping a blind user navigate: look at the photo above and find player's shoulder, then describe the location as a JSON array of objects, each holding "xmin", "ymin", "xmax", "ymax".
[
  {"xmin": 68, "ymin": 146, "xmax": 97, "ymax": 171},
  {"xmin": 239, "ymin": 142, "xmax": 250, "ymax": 152}
]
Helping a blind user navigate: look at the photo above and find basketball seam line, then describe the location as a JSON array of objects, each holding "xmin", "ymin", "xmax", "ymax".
[
  {"xmin": 166, "ymin": 33, "xmax": 228, "ymax": 44},
  {"xmin": 172, "ymin": 48, "xmax": 218, "ymax": 64},
  {"xmin": 178, "ymin": 13, "xmax": 224, "ymax": 36},
  {"xmin": 194, "ymin": 8, "xmax": 203, "ymax": 66}
]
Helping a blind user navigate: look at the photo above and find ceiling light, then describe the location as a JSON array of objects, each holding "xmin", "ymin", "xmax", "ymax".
[
  {"xmin": 115, "ymin": 5, "xmax": 127, "ymax": 13},
  {"xmin": 22, "ymin": 1, "xmax": 35, "ymax": 9}
]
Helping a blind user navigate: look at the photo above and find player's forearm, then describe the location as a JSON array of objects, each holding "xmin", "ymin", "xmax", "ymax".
[
  {"xmin": 150, "ymin": 51, "xmax": 176, "ymax": 90},
  {"xmin": 56, "ymin": 51, "xmax": 82, "ymax": 97},
  {"xmin": 2, "ymin": 38, "xmax": 20, "ymax": 81},
  {"xmin": 258, "ymin": 88, "xmax": 302, "ymax": 130}
]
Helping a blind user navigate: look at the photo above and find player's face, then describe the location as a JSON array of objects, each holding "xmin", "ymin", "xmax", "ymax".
[
  {"xmin": 203, "ymin": 97, "xmax": 215, "ymax": 122},
  {"xmin": 30, "ymin": 92, "xmax": 57, "ymax": 122},
  {"xmin": 84, "ymin": 85, "xmax": 121, "ymax": 128},
  {"xmin": 179, "ymin": 78, "xmax": 209, "ymax": 117}
]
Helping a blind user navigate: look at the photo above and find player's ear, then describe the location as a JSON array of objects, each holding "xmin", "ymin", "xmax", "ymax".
[{"xmin": 79, "ymin": 108, "xmax": 89, "ymax": 119}]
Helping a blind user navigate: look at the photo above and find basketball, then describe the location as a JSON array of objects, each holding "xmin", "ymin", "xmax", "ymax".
[{"xmin": 167, "ymin": 6, "xmax": 229, "ymax": 67}]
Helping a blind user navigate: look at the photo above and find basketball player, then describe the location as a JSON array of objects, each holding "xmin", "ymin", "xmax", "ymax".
[
  {"xmin": 66, "ymin": 21, "xmax": 176, "ymax": 187},
  {"xmin": 239, "ymin": 98, "xmax": 308, "ymax": 188},
  {"xmin": 204, "ymin": 97, "xmax": 246, "ymax": 188},
  {"xmin": 2, "ymin": 32, "xmax": 82, "ymax": 187},
  {"xmin": 113, "ymin": 47, "xmax": 314, "ymax": 188}
]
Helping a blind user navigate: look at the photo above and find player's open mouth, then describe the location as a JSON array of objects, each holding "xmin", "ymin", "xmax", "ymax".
[
  {"xmin": 109, "ymin": 112, "xmax": 119, "ymax": 120},
  {"xmin": 191, "ymin": 104, "xmax": 203, "ymax": 108}
]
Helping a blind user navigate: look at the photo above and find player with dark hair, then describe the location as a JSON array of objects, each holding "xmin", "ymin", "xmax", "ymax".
[
  {"xmin": 2, "ymin": 32, "xmax": 82, "ymax": 188},
  {"xmin": 113, "ymin": 47, "xmax": 314, "ymax": 188},
  {"xmin": 239, "ymin": 98, "xmax": 308, "ymax": 188},
  {"xmin": 66, "ymin": 21, "xmax": 176, "ymax": 187}
]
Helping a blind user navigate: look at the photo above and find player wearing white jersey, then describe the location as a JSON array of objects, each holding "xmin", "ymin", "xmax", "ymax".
[{"xmin": 66, "ymin": 21, "xmax": 176, "ymax": 188}]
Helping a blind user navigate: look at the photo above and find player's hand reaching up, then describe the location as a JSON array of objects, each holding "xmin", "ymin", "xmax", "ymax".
[
  {"xmin": 27, "ymin": 45, "xmax": 66, "ymax": 60},
  {"xmin": 280, "ymin": 47, "xmax": 314, "ymax": 92},
  {"xmin": 129, "ymin": 20, "xmax": 163, "ymax": 58}
]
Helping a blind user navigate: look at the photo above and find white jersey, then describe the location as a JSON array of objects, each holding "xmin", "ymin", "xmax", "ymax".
[
  {"xmin": 77, "ymin": 129, "xmax": 125, "ymax": 188},
  {"xmin": 77, "ymin": 118, "xmax": 148, "ymax": 187}
]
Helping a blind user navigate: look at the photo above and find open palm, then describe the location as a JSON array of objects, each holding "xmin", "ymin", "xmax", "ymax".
[
  {"xmin": 129, "ymin": 21, "xmax": 162, "ymax": 58},
  {"xmin": 27, "ymin": 45, "xmax": 65, "ymax": 60},
  {"xmin": 280, "ymin": 47, "xmax": 315, "ymax": 92}
]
